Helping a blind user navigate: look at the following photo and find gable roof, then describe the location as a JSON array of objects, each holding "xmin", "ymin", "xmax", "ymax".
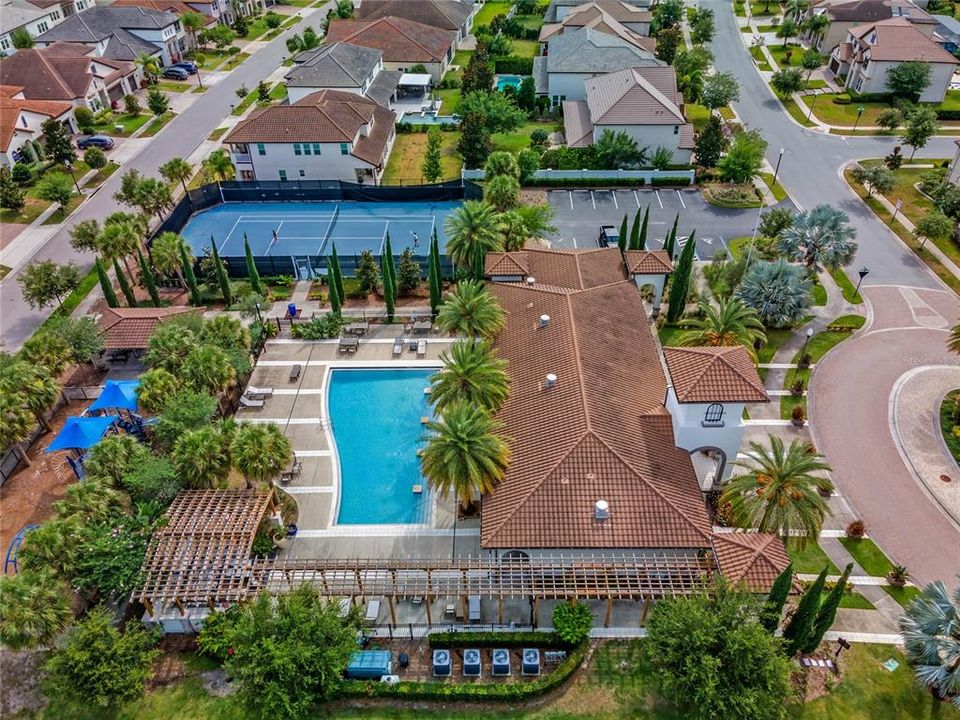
[
  {"xmin": 544, "ymin": 0, "xmax": 652, "ymax": 22},
  {"xmin": 355, "ymin": 0, "xmax": 473, "ymax": 31},
  {"xmin": 813, "ymin": 0, "xmax": 896, "ymax": 23},
  {"xmin": 624, "ymin": 249, "xmax": 672, "ymax": 274},
  {"xmin": 564, "ymin": 1, "xmax": 652, "ymax": 24},
  {"xmin": 110, "ymin": 0, "xmax": 217, "ymax": 23},
  {"xmin": 0, "ymin": 44, "xmax": 134, "ymax": 101},
  {"xmin": 545, "ymin": 26, "xmax": 663, "ymax": 73},
  {"xmin": 325, "ymin": 16, "xmax": 456, "ymax": 63},
  {"xmin": 0, "ymin": 91, "xmax": 72, "ymax": 151},
  {"xmin": 485, "ymin": 251, "xmax": 531, "ymax": 277},
  {"xmin": 663, "ymin": 346, "xmax": 769, "ymax": 403},
  {"xmin": 848, "ymin": 16, "xmax": 958, "ymax": 62},
  {"xmin": 712, "ymin": 532, "xmax": 791, "ymax": 592},
  {"xmin": 34, "ymin": 6, "xmax": 177, "ymax": 59},
  {"xmin": 285, "ymin": 42, "xmax": 382, "ymax": 88},
  {"xmin": 98, "ymin": 306, "xmax": 203, "ymax": 350},
  {"xmin": 482, "ymin": 247, "xmax": 713, "ymax": 550},
  {"xmin": 585, "ymin": 66, "xmax": 684, "ymax": 124}
]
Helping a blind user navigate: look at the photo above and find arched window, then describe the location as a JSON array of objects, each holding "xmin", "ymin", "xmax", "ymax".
[{"xmin": 703, "ymin": 403, "xmax": 724, "ymax": 426}]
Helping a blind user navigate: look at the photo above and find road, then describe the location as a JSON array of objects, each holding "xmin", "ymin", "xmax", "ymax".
[
  {"xmin": 707, "ymin": 0, "xmax": 960, "ymax": 584},
  {"xmin": 0, "ymin": 4, "xmax": 330, "ymax": 350}
]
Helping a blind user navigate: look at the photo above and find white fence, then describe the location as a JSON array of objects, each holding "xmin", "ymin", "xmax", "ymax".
[{"xmin": 461, "ymin": 168, "xmax": 696, "ymax": 183}]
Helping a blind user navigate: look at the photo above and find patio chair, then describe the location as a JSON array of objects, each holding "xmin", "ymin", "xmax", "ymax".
[
  {"xmin": 393, "ymin": 337, "xmax": 403, "ymax": 357},
  {"xmin": 246, "ymin": 385, "xmax": 274, "ymax": 398},
  {"xmin": 417, "ymin": 339, "xmax": 427, "ymax": 358},
  {"xmin": 239, "ymin": 395, "xmax": 264, "ymax": 409},
  {"xmin": 289, "ymin": 364, "xmax": 301, "ymax": 382},
  {"xmin": 365, "ymin": 598, "xmax": 382, "ymax": 625}
]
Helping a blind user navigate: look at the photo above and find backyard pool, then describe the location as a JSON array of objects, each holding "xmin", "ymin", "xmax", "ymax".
[
  {"xmin": 495, "ymin": 74, "xmax": 527, "ymax": 91},
  {"xmin": 328, "ymin": 368, "xmax": 434, "ymax": 524},
  {"xmin": 399, "ymin": 112, "xmax": 460, "ymax": 125}
]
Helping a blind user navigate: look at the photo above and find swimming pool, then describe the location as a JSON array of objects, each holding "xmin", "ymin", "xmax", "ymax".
[
  {"xmin": 328, "ymin": 368, "xmax": 434, "ymax": 524},
  {"xmin": 495, "ymin": 74, "xmax": 527, "ymax": 91},
  {"xmin": 399, "ymin": 112, "xmax": 460, "ymax": 125}
]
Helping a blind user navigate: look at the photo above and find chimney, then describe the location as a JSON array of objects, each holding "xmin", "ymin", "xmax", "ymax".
[
  {"xmin": 594, "ymin": 500, "xmax": 609, "ymax": 521},
  {"xmin": 539, "ymin": 314, "xmax": 550, "ymax": 328},
  {"xmin": 544, "ymin": 373, "xmax": 558, "ymax": 388},
  {"xmin": 526, "ymin": 276, "xmax": 536, "ymax": 285}
]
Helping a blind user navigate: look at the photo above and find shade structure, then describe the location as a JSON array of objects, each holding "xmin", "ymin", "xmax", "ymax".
[
  {"xmin": 45, "ymin": 416, "xmax": 120, "ymax": 453},
  {"xmin": 86, "ymin": 380, "xmax": 140, "ymax": 413}
]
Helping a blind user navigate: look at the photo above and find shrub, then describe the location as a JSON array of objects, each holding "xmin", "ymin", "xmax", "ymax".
[
  {"xmin": 427, "ymin": 631, "xmax": 569, "ymax": 648},
  {"xmin": 530, "ymin": 128, "xmax": 549, "ymax": 147},
  {"xmin": 11, "ymin": 163, "xmax": 32, "ymax": 185},
  {"xmin": 123, "ymin": 93, "xmax": 141, "ymax": 115},
  {"xmin": 74, "ymin": 106, "xmax": 95, "ymax": 133},
  {"xmin": 651, "ymin": 175, "xmax": 692, "ymax": 186},
  {"xmin": 290, "ymin": 312, "xmax": 344, "ymax": 339},
  {"xmin": 832, "ymin": 93, "xmax": 851, "ymax": 105},
  {"xmin": 493, "ymin": 56, "xmax": 534, "ymax": 74},
  {"xmin": 84, "ymin": 147, "xmax": 107, "ymax": 170},
  {"xmin": 845, "ymin": 519, "xmax": 865, "ymax": 539},
  {"xmin": 552, "ymin": 602, "xmax": 593, "ymax": 645},
  {"xmin": 791, "ymin": 404, "xmax": 805, "ymax": 424}
]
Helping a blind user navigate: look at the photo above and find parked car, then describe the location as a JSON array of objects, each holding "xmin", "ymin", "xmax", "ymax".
[
  {"xmin": 170, "ymin": 61, "xmax": 198, "ymax": 75},
  {"xmin": 77, "ymin": 135, "xmax": 115, "ymax": 150},
  {"xmin": 161, "ymin": 66, "xmax": 189, "ymax": 80},
  {"xmin": 597, "ymin": 225, "xmax": 619, "ymax": 248}
]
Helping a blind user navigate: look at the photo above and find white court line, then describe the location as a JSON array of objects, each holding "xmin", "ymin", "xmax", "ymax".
[
  {"xmin": 280, "ymin": 486, "xmax": 334, "ymax": 494},
  {"xmin": 590, "ymin": 190, "xmax": 596, "ymax": 210},
  {"xmin": 655, "ymin": 190, "xmax": 663, "ymax": 208},
  {"xmin": 676, "ymin": 190, "xmax": 686, "ymax": 208},
  {"xmin": 719, "ymin": 235, "xmax": 728, "ymax": 255},
  {"xmin": 633, "ymin": 189, "xmax": 640, "ymax": 207},
  {"xmin": 612, "ymin": 190, "xmax": 618, "ymax": 209},
  {"xmin": 231, "ymin": 214, "xmax": 436, "ymax": 220},
  {"xmin": 244, "ymin": 417, "xmax": 324, "ymax": 425},
  {"xmin": 271, "ymin": 388, "xmax": 324, "ymax": 395},
  {"xmin": 572, "ymin": 236, "xmax": 577, "ymax": 248}
]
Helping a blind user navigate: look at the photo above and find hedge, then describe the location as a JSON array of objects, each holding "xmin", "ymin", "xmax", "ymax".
[
  {"xmin": 937, "ymin": 109, "xmax": 960, "ymax": 120},
  {"xmin": 650, "ymin": 176, "xmax": 693, "ymax": 186},
  {"xmin": 337, "ymin": 642, "xmax": 588, "ymax": 701},
  {"xmin": 494, "ymin": 56, "xmax": 534, "ymax": 74},
  {"xmin": 523, "ymin": 177, "xmax": 647, "ymax": 187},
  {"xmin": 427, "ymin": 631, "xmax": 570, "ymax": 649}
]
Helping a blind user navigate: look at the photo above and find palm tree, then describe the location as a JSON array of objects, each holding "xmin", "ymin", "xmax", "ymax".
[
  {"xmin": 778, "ymin": 204, "xmax": 857, "ymax": 274},
  {"xmin": 83, "ymin": 434, "xmax": 151, "ymax": 486},
  {"xmin": 948, "ymin": 323, "xmax": 960, "ymax": 355},
  {"xmin": 678, "ymin": 298, "xmax": 767, "ymax": 360},
  {"xmin": 151, "ymin": 232, "xmax": 189, "ymax": 287},
  {"xmin": 181, "ymin": 11, "xmax": 206, "ymax": 50},
  {"xmin": 159, "ymin": 157, "xmax": 194, "ymax": 198},
  {"xmin": 202, "ymin": 149, "xmax": 233, "ymax": 182},
  {"xmin": 430, "ymin": 340, "xmax": 510, "ymax": 413},
  {"xmin": 0, "ymin": 361, "xmax": 61, "ymax": 431},
  {"xmin": 146, "ymin": 321, "xmax": 197, "ymax": 373},
  {"xmin": 172, "ymin": 426, "xmax": 232, "ymax": 488},
  {"xmin": 421, "ymin": 401, "xmax": 510, "ymax": 512},
  {"xmin": 801, "ymin": 13, "xmax": 829, "ymax": 46},
  {"xmin": 0, "ymin": 391, "xmax": 35, "ymax": 465},
  {"xmin": 231, "ymin": 423, "xmax": 292, "ymax": 489},
  {"xmin": 436, "ymin": 280, "xmax": 506, "ymax": 338},
  {"xmin": 721, "ymin": 435, "xmax": 833, "ymax": 543},
  {"xmin": 444, "ymin": 200, "xmax": 504, "ymax": 268},
  {"xmin": 19, "ymin": 331, "xmax": 72, "ymax": 377},
  {"xmin": 776, "ymin": 18, "xmax": 799, "ymax": 48},
  {"xmin": 96, "ymin": 220, "xmax": 140, "ymax": 283},
  {"xmin": 53, "ymin": 478, "xmax": 127, "ymax": 523},
  {"xmin": 182, "ymin": 344, "xmax": 236, "ymax": 396},
  {"xmin": 137, "ymin": 367, "xmax": 182, "ymax": 413},
  {"xmin": 735, "ymin": 259, "xmax": 813, "ymax": 328},
  {"xmin": 0, "ymin": 570, "xmax": 73, "ymax": 650},
  {"xmin": 135, "ymin": 52, "xmax": 159, "ymax": 85},
  {"xmin": 899, "ymin": 576, "xmax": 960, "ymax": 707}
]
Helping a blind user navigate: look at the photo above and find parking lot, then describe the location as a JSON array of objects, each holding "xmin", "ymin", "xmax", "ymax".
[{"xmin": 546, "ymin": 188, "xmax": 794, "ymax": 260}]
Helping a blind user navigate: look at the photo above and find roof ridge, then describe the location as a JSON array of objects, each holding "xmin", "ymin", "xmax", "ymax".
[
  {"xmin": 565, "ymin": 290, "xmax": 593, "ymax": 430},
  {"xmin": 669, "ymin": 347, "xmax": 717, "ymax": 401},
  {"xmin": 35, "ymin": 49, "xmax": 74, "ymax": 98},
  {"xmin": 386, "ymin": 16, "xmax": 439, "ymax": 58}
]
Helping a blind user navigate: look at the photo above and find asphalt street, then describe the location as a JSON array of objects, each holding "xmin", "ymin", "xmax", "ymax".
[{"xmin": 0, "ymin": 3, "xmax": 332, "ymax": 350}]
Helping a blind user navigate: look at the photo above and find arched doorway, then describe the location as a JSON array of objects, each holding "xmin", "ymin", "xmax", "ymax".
[{"xmin": 686, "ymin": 446, "xmax": 728, "ymax": 490}]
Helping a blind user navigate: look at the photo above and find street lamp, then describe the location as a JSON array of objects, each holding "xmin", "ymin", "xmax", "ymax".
[
  {"xmin": 63, "ymin": 160, "xmax": 81, "ymax": 193},
  {"xmin": 852, "ymin": 105, "xmax": 865, "ymax": 133},
  {"xmin": 254, "ymin": 301, "xmax": 263, "ymax": 325},
  {"xmin": 854, "ymin": 266, "xmax": 869, "ymax": 297},
  {"xmin": 772, "ymin": 147, "xmax": 785, "ymax": 187},
  {"xmin": 807, "ymin": 92, "xmax": 819, "ymax": 121},
  {"xmin": 800, "ymin": 327, "xmax": 814, "ymax": 358}
]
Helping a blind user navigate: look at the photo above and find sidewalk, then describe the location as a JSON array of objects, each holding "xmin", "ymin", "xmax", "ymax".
[{"xmin": 871, "ymin": 192, "xmax": 960, "ymax": 282}]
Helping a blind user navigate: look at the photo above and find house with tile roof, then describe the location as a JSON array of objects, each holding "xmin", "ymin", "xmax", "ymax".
[
  {"xmin": 562, "ymin": 66, "xmax": 695, "ymax": 164},
  {"xmin": 800, "ymin": 0, "xmax": 936, "ymax": 53},
  {"xmin": 223, "ymin": 89, "xmax": 396, "ymax": 184},
  {"xmin": 325, "ymin": 16, "xmax": 457, "ymax": 82},
  {"xmin": 33, "ymin": 5, "xmax": 189, "ymax": 65},
  {"xmin": 828, "ymin": 16, "xmax": 957, "ymax": 101},
  {"xmin": 0, "ymin": 42, "xmax": 140, "ymax": 111},
  {"xmin": 534, "ymin": 26, "xmax": 664, "ymax": 105},
  {"xmin": 544, "ymin": 0, "xmax": 653, "ymax": 23},
  {"xmin": 98, "ymin": 305, "xmax": 203, "ymax": 350},
  {"xmin": 0, "ymin": 84, "xmax": 75, "ymax": 167},
  {"xmin": 284, "ymin": 42, "xmax": 402, "ymax": 108},
  {"xmin": 110, "ymin": 0, "xmax": 222, "ymax": 28},
  {"xmin": 355, "ymin": 0, "xmax": 475, "ymax": 45},
  {"xmin": 0, "ymin": 0, "xmax": 93, "ymax": 56},
  {"xmin": 539, "ymin": 1, "xmax": 654, "ymax": 51}
]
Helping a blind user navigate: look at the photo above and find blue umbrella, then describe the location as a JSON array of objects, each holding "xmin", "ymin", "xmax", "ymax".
[
  {"xmin": 45, "ymin": 416, "xmax": 120, "ymax": 453},
  {"xmin": 86, "ymin": 380, "xmax": 140, "ymax": 414}
]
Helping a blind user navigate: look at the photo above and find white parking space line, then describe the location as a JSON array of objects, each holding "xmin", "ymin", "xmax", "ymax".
[
  {"xmin": 572, "ymin": 236, "xmax": 577, "ymax": 248},
  {"xmin": 612, "ymin": 190, "xmax": 618, "ymax": 209},
  {"xmin": 590, "ymin": 190, "xmax": 596, "ymax": 210},
  {"xmin": 719, "ymin": 235, "xmax": 729, "ymax": 255},
  {"xmin": 569, "ymin": 191, "xmax": 574, "ymax": 210},
  {"xmin": 655, "ymin": 190, "xmax": 663, "ymax": 208},
  {"xmin": 633, "ymin": 190, "xmax": 640, "ymax": 207},
  {"xmin": 676, "ymin": 190, "xmax": 686, "ymax": 209}
]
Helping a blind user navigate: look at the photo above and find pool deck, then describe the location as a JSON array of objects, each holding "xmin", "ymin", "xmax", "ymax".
[{"xmin": 240, "ymin": 337, "xmax": 481, "ymax": 560}]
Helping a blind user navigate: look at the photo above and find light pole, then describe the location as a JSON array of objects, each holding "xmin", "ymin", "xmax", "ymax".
[
  {"xmin": 852, "ymin": 105, "xmax": 865, "ymax": 133},
  {"xmin": 800, "ymin": 327, "xmax": 813, "ymax": 358},
  {"xmin": 807, "ymin": 92, "xmax": 818, "ymax": 121},
  {"xmin": 854, "ymin": 266, "xmax": 869, "ymax": 297},
  {"xmin": 891, "ymin": 198, "xmax": 902, "ymax": 224},
  {"xmin": 254, "ymin": 301, "xmax": 263, "ymax": 325},
  {"xmin": 63, "ymin": 160, "xmax": 81, "ymax": 193},
  {"xmin": 772, "ymin": 147, "xmax": 785, "ymax": 187}
]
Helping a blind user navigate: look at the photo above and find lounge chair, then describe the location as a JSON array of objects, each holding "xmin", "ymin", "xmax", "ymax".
[
  {"xmin": 417, "ymin": 339, "xmax": 427, "ymax": 358},
  {"xmin": 246, "ymin": 385, "xmax": 274, "ymax": 398},
  {"xmin": 393, "ymin": 337, "xmax": 403, "ymax": 357},
  {"xmin": 289, "ymin": 364, "xmax": 301, "ymax": 382},
  {"xmin": 239, "ymin": 395, "xmax": 264, "ymax": 409},
  {"xmin": 365, "ymin": 598, "xmax": 382, "ymax": 625}
]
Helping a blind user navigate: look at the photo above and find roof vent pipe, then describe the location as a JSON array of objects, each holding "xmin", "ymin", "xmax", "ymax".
[
  {"xmin": 544, "ymin": 373, "xmax": 558, "ymax": 388},
  {"xmin": 539, "ymin": 314, "xmax": 550, "ymax": 328},
  {"xmin": 526, "ymin": 276, "xmax": 536, "ymax": 285},
  {"xmin": 595, "ymin": 500, "xmax": 610, "ymax": 520}
]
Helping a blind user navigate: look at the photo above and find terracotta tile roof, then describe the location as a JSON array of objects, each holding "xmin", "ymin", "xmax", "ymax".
[
  {"xmin": 485, "ymin": 251, "xmax": 530, "ymax": 277},
  {"xmin": 0, "ymin": 94, "xmax": 73, "ymax": 151},
  {"xmin": 559, "ymin": 7, "xmax": 656, "ymax": 52},
  {"xmin": 482, "ymin": 247, "xmax": 713, "ymax": 550},
  {"xmin": 325, "ymin": 16, "xmax": 456, "ymax": 63},
  {"xmin": 0, "ymin": 44, "xmax": 133, "ymax": 101},
  {"xmin": 110, "ymin": 0, "xmax": 217, "ymax": 22},
  {"xmin": 98, "ymin": 306, "xmax": 203, "ymax": 350},
  {"xmin": 712, "ymin": 532, "xmax": 791, "ymax": 592},
  {"xmin": 488, "ymin": 246, "xmax": 627, "ymax": 289},
  {"xmin": 355, "ymin": 0, "xmax": 473, "ymax": 32},
  {"xmin": 848, "ymin": 17, "xmax": 958, "ymax": 63},
  {"xmin": 624, "ymin": 249, "xmax": 672, "ymax": 274},
  {"xmin": 223, "ymin": 89, "xmax": 395, "ymax": 166},
  {"xmin": 563, "ymin": 1, "xmax": 653, "ymax": 25},
  {"xmin": 561, "ymin": 99, "xmax": 594, "ymax": 147},
  {"xmin": 663, "ymin": 346, "xmax": 769, "ymax": 403}
]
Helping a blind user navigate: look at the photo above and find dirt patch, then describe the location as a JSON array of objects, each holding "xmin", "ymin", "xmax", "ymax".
[
  {"xmin": 0, "ymin": 222, "xmax": 26, "ymax": 251},
  {"xmin": 520, "ymin": 188, "xmax": 548, "ymax": 205},
  {"xmin": 0, "ymin": 648, "xmax": 49, "ymax": 717}
]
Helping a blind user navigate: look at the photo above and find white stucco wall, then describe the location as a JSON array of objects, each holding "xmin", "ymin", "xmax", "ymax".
[
  {"xmin": 665, "ymin": 387, "xmax": 747, "ymax": 487},
  {"xmin": 847, "ymin": 58, "xmax": 956, "ymax": 102},
  {"xmin": 2, "ymin": 107, "xmax": 76, "ymax": 167},
  {"xmin": 287, "ymin": 83, "xmax": 364, "ymax": 104},
  {"xmin": 593, "ymin": 122, "xmax": 692, "ymax": 163},
  {"xmin": 231, "ymin": 135, "xmax": 396, "ymax": 183},
  {"xmin": 382, "ymin": 59, "xmax": 446, "ymax": 83}
]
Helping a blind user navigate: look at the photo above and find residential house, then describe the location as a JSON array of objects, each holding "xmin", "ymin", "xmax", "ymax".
[
  {"xmin": 539, "ymin": 0, "xmax": 653, "ymax": 51},
  {"xmin": 480, "ymin": 245, "xmax": 779, "ymax": 567},
  {"xmin": 0, "ymin": 0, "xmax": 92, "ymax": 55},
  {"xmin": 324, "ymin": 16, "xmax": 456, "ymax": 83},
  {"xmin": 223, "ymin": 89, "xmax": 396, "ymax": 184},
  {"xmin": 110, "ymin": 0, "xmax": 222, "ymax": 28},
  {"xmin": 800, "ymin": 0, "xmax": 936, "ymax": 54},
  {"xmin": 829, "ymin": 17, "xmax": 957, "ymax": 101},
  {"xmin": 0, "ymin": 84, "xmax": 75, "ymax": 166},
  {"xmin": 534, "ymin": 26, "xmax": 664, "ymax": 105},
  {"xmin": 0, "ymin": 42, "xmax": 140, "ymax": 110},
  {"xmin": 33, "ymin": 6, "xmax": 189, "ymax": 65},
  {"xmin": 354, "ymin": 0, "xmax": 475, "ymax": 46},
  {"xmin": 562, "ymin": 66, "xmax": 694, "ymax": 162},
  {"xmin": 285, "ymin": 42, "xmax": 402, "ymax": 107},
  {"xmin": 949, "ymin": 139, "xmax": 960, "ymax": 183},
  {"xmin": 932, "ymin": 14, "xmax": 960, "ymax": 53},
  {"xmin": 544, "ymin": 0, "xmax": 653, "ymax": 23}
]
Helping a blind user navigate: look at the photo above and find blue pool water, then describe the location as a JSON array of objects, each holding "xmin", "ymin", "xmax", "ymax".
[
  {"xmin": 496, "ymin": 74, "xmax": 527, "ymax": 91},
  {"xmin": 399, "ymin": 112, "xmax": 460, "ymax": 125},
  {"xmin": 329, "ymin": 368, "xmax": 434, "ymax": 524}
]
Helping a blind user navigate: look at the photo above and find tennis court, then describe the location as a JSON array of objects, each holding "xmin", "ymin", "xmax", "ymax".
[{"xmin": 180, "ymin": 201, "xmax": 461, "ymax": 260}]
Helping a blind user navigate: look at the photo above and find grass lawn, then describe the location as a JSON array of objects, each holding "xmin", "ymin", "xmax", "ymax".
[
  {"xmin": 92, "ymin": 112, "xmax": 152, "ymax": 137},
  {"xmin": 657, "ymin": 323, "xmax": 685, "ymax": 347},
  {"xmin": 492, "ymin": 120, "xmax": 555, "ymax": 153},
  {"xmin": 244, "ymin": 16, "xmax": 273, "ymax": 40},
  {"xmin": 447, "ymin": 49, "xmax": 473, "ymax": 81},
  {"xmin": 0, "ymin": 197, "xmax": 50, "ymax": 225},
  {"xmin": 221, "ymin": 51, "xmax": 251, "ymax": 72},
  {"xmin": 194, "ymin": 49, "xmax": 231, "ymax": 70},
  {"xmin": 474, "ymin": 1, "xmax": 511, "ymax": 27},
  {"xmin": 829, "ymin": 266, "xmax": 862, "ymax": 303},
  {"xmin": 759, "ymin": 171, "xmax": 788, "ymax": 201},
  {"xmin": 806, "ymin": 79, "xmax": 827, "ymax": 90},
  {"xmin": 685, "ymin": 103, "xmax": 711, "ymax": 132},
  {"xmin": 154, "ymin": 81, "xmax": 189, "ymax": 93},
  {"xmin": 208, "ymin": 127, "xmax": 228, "ymax": 141},
  {"xmin": 767, "ymin": 44, "xmax": 803, "ymax": 68},
  {"xmin": 797, "ymin": 93, "xmax": 902, "ymax": 127},
  {"xmin": 232, "ymin": 88, "xmax": 259, "ymax": 115},
  {"xmin": 749, "ymin": 0, "xmax": 779, "ymax": 15},
  {"xmin": 41, "ymin": 194, "xmax": 84, "ymax": 224},
  {"xmin": 785, "ymin": 98, "xmax": 816, "ymax": 127},
  {"xmin": 786, "ymin": 538, "xmax": 840, "ymax": 575},
  {"xmin": 269, "ymin": 82, "xmax": 287, "ymax": 102},
  {"xmin": 191, "ymin": 85, "xmax": 208, "ymax": 93},
  {"xmin": 140, "ymin": 111, "xmax": 176, "ymax": 137},
  {"xmin": 941, "ymin": 390, "xmax": 960, "ymax": 462},
  {"xmin": 839, "ymin": 537, "xmax": 894, "ymax": 577},
  {"xmin": 382, "ymin": 131, "xmax": 463, "ymax": 184},
  {"xmin": 516, "ymin": 13, "xmax": 545, "ymax": 32},
  {"xmin": 509, "ymin": 39, "xmax": 540, "ymax": 58},
  {"xmin": 812, "ymin": 282, "xmax": 827, "ymax": 306},
  {"xmin": 883, "ymin": 584, "xmax": 923, "ymax": 608},
  {"xmin": 82, "ymin": 161, "xmax": 120, "ymax": 188},
  {"xmin": 435, "ymin": 87, "xmax": 461, "ymax": 112},
  {"xmin": 750, "ymin": 44, "xmax": 772, "ymax": 72},
  {"xmin": 839, "ymin": 592, "xmax": 875, "ymax": 610}
]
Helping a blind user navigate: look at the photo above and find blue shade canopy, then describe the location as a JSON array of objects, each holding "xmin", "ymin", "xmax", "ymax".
[
  {"xmin": 45, "ymin": 416, "xmax": 120, "ymax": 452},
  {"xmin": 86, "ymin": 380, "xmax": 140, "ymax": 413}
]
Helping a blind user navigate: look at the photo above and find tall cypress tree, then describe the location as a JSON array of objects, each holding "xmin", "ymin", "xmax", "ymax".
[
  {"xmin": 382, "ymin": 233, "xmax": 397, "ymax": 321},
  {"xmin": 330, "ymin": 244, "xmax": 345, "ymax": 304},
  {"xmin": 638, "ymin": 206, "xmax": 650, "ymax": 250},
  {"xmin": 629, "ymin": 208, "xmax": 642, "ymax": 250},
  {"xmin": 763, "ymin": 562, "xmax": 794, "ymax": 633},
  {"xmin": 664, "ymin": 212, "xmax": 680, "ymax": 258},
  {"xmin": 137, "ymin": 247, "xmax": 161, "ymax": 307},
  {"xmin": 114, "ymin": 257, "xmax": 137, "ymax": 306},
  {"xmin": 96, "ymin": 256, "xmax": 118, "ymax": 308},
  {"xmin": 666, "ymin": 229, "xmax": 696, "ymax": 323},
  {"xmin": 807, "ymin": 563, "xmax": 853, "ymax": 652},
  {"xmin": 428, "ymin": 230, "xmax": 441, "ymax": 317},
  {"xmin": 783, "ymin": 567, "xmax": 827, "ymax": 656},
  {"xmin": 326, "ymin": 261, "xmax": 341, "ymax": 314},
  {"xmin": 472, "ymin": 243, "xmax": 485, "ymax": 282},
  {"xmin": 384, "ymin": 233, "xmax": 397, "ymax": 302},
  {"xmin": 244, "ymin": 233, "xmax": 263, "ymax": 295},
  {"xmin": 180, "ymin": 241, "xmax": 202, "ymax": 306},
  {"xmin": 617, "ymin": 214, "xmax": 628, "ymax": 252},
  {"xmin": 210, "ymin": 235, "xmax": 232, "ymax": 306}
]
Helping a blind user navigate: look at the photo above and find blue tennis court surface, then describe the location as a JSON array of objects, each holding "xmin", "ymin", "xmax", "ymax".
[{"xmin": 180, "ymin": 201, "xmax": 461, "ymax": 258}]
